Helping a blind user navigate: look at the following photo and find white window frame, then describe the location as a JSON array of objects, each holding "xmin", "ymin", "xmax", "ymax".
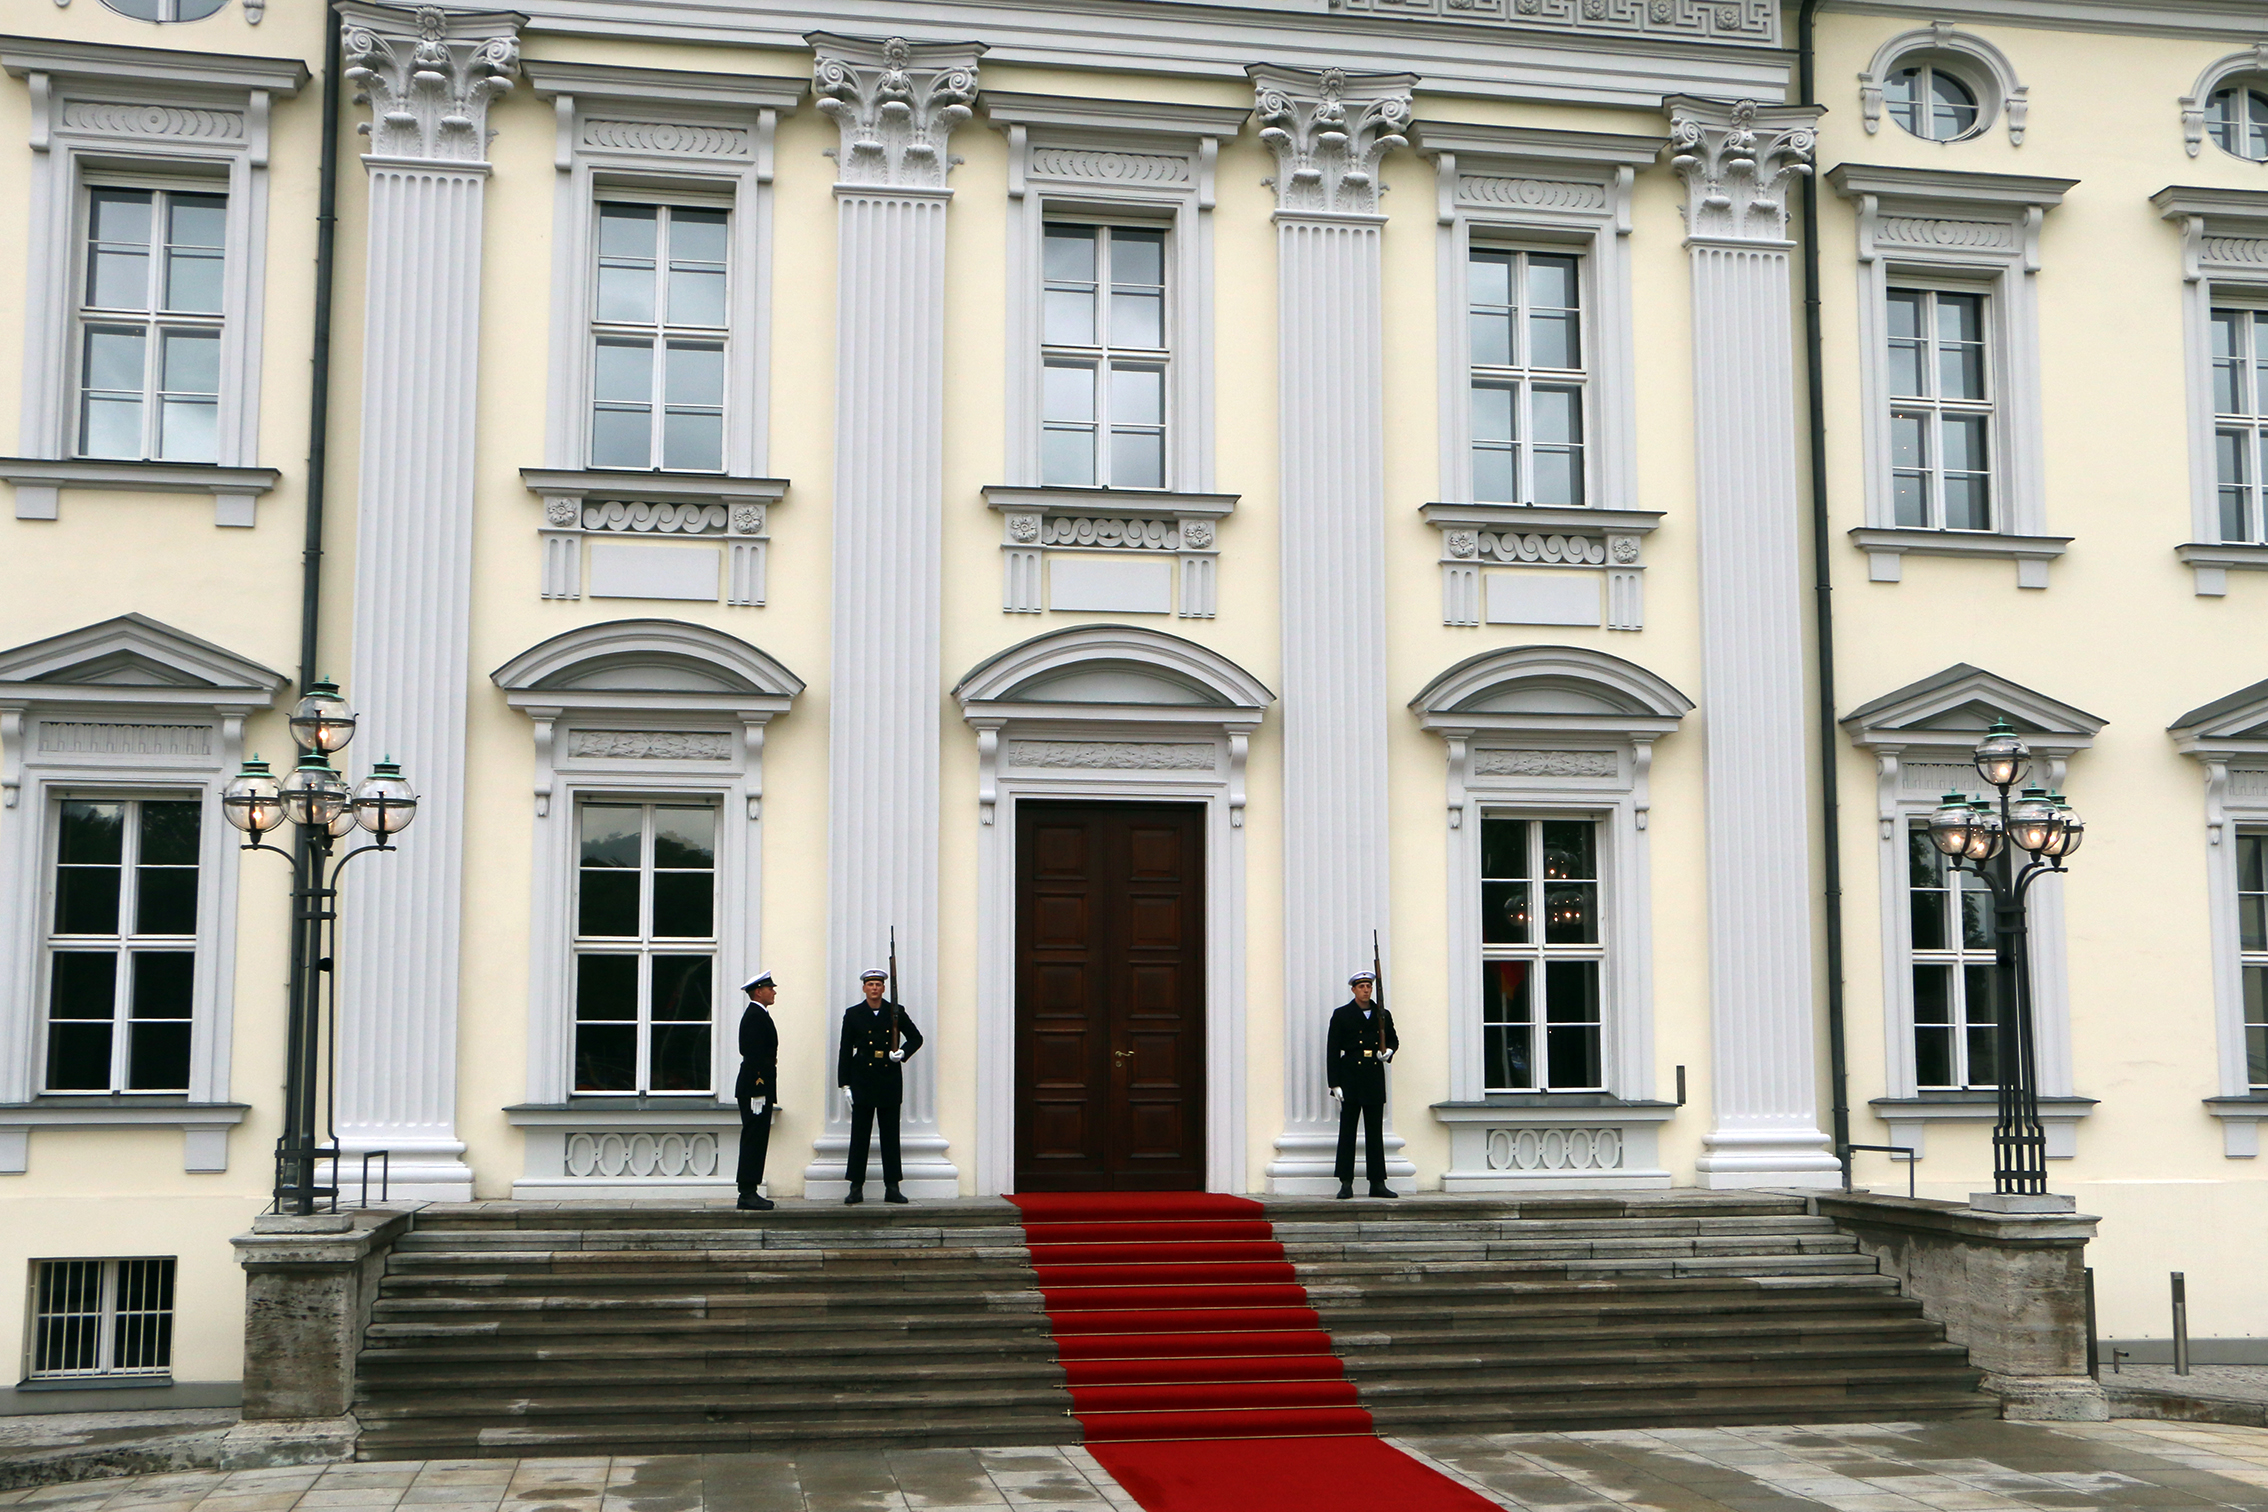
[
  {"xmin": 1883, "ymin": 279, "xmax": 1996, "ymax": 534},
  {"xmin": 1902, "ymin": 819, "xmax": 2004, "ymax": 1092},
  {"xmin": 0, "ymin": 614, "xmax": 283, "ymax": 1175},
  {"xmin": 2169, "ymin": 682, "xmax": 2268, "ymax": 1156},
  {"xmin": 586, "ymin": 197, "xmax": 735, "ymax": 475},
  {"xmin": 1413, "ymin": 646, "xmax": 1690, "ymax": 1192},
  {"xmin": 569, "ymin": 796, "xmax": 723, "ymax": 1098},
  {"xmin": 1475, "ymin": 810, "xmax": 1610, "ymax": 1095},
  {"xmin": 1464, "ymin": 243, "xmax": 1589, "ymax": 509},
  {"xmin": 2, "ymin": 39, "xmax": 304, "ymax": 524},
  {"xmin": 2157, "ymin": 188, "xmax": 2268, "ymax": 595},
  {"xmin": 2238, "ymin": 829, "xmax": 2268, "ymax": 1093},
  {"xmin": 1843, "ymin": 665, "xmax": 2102, "ymax": 1160},
  {"xmin": 525, "ymin": 61, "xmax": 801, "ymax": 482},
  {"xmin": 2209, "ymin": 302, "xmax": 2268, "ymax": 547},
  {"xmin": 1037, "ymin": 218, "xmax": 1174, "ymax": 491},
  {"xmin": 1830, "ymin": 164, "xmax": 2072, "ymax": 589},
  {"xmin": 38, "ymin": 791, "xmax": 207, "ymax": 1096},
  {"xmin": 72, "ymin": 181, "xmax": 231, "ymax": 465},
  {"xmin": 26, "ymin": 1256, "xmax": 176, "ymax": 1381},
  {"xmin": 2183, "ymin": 45, "xmax": 2268, "ymax": 160}
]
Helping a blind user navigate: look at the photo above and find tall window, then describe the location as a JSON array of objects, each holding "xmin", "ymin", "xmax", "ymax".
[
  {"xmin": 1479, "ymin": 816, "xmax": 1603, "ymax": 1092},
  {"xmin": 2212, "ymin": 308, "xmax": 2268, "ymax": 543},
  {"xmin": 2208, "ymin": 83, "xmax": 2268, "ymax": 163},
  {"xmin": 590, "ymin": 202, "xmax": 728, "ymax": 473},
  {"xmin": 76, "ymin": 187, "xmax": 225, "ymax": 463},
  {"xmin": 44, "ymin": 799, "xmax": 199, "ymax": 1094},
  {"xmin": 1469, "ymin": 249, "xmax": 1585, "ymax": 507},
  {"xmin": 28, "ymin": 1258, "xmax": 175, "ymax": 1380},
  {"xmin": 1908, "ymin": 823, "xmax": 2000, "ymax": 1089},
  {"xmin": 1887, "ymin": 288, "xmax": 1992, "ymax": 531},
  {"xmin": 573, "ymin": 802, "xmax": 716, "ymax": 1094},
  {"xmin": 2241, "ymin": 833, "xmax": 2268, "ymax": 1089},
  {"xmin": 1041, "ymin": 223, "xmax": 1167, "ymax": 489}
]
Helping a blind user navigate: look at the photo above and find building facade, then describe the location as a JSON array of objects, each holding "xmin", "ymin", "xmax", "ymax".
[{"xmin": 2, "ymin": 0, "xmax": 2266, "ymax": 1401}]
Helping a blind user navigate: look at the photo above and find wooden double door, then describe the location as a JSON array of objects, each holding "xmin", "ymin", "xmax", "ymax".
[{"xmin": 1014, "ymin": 802, "xmax": 1206, "ymax": 1191}]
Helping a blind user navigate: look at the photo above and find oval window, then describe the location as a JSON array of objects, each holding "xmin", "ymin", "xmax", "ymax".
[
  {"xmin": 99, "ymin": 0, "xmax": 228, "ymax": 20},
  {"xmin": 2207, "ymin": 83, "xmax": 2268, "ymax": 163},
  {"xmin": 1886, "ymin": 63, "xmax": 1982, "ymax": 142}
]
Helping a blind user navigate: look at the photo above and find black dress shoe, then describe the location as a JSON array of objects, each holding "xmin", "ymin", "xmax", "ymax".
[
  {"xmin": 1336, "ymin": 1182, "xmax": 1354, "ymax": 1200},
  {"xmin": 736, "ymin": 1194, "xmax": 773, "ymax": 1211},
  {"xmin": 883, "ymin": 1186, "xmax": 910, "ymax": 1205},
  {"xmin": 844, "ymin": 1186, "xmax": 864, "ymax": 1205},
  {"xmin": 1369, "ymin": 1183, "xmax": 1399, "ymax": 1199}
]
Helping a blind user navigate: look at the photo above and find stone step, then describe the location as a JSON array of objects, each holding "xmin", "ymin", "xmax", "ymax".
[
  {"xmin": 354, "ymin": 1412, "xmax": 1085, "ymax": 1462},
  {"xmin": 1359, "ymin": 1386, "xmax": 1998, "ymax": 1435}
]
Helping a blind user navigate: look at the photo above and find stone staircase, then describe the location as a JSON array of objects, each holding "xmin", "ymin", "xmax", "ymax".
[{"xmin": 350, "ymin": 1191, "xmax": 1990, "ymax": 1460}]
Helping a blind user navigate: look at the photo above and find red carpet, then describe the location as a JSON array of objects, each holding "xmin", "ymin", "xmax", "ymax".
[{"xmin": 1009, "ymin": 1193, "xmax": 1501, "ymax": 1510}]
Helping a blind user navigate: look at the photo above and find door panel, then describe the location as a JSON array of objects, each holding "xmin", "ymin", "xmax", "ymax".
[{"xmin": 1014, "ymin": 802, "xmax": 1206, "ymax": 1190}]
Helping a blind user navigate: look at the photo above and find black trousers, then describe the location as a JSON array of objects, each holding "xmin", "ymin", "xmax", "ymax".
[
  {"xmin": 846, "ymin": 1098, "xmax": 902, "ymax": 1188},
  {"xmin": 736, "ymin": 1102, "xmax": 771, "ymax": 1193},
  {"xmin": 1334, "ymin": 1096, "xmax": 1387, "ymax": 1185}
]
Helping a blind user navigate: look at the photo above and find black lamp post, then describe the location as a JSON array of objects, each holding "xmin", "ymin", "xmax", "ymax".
[
  {"xmin": 1925, "ymin": 718, "xmax": 2085, "ymax": 1198},
  {"xmin": 221, "ymin": 680, "xmax": 418, "ymax": 1215}
]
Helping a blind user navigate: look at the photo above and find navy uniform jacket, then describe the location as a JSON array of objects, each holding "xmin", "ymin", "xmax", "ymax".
[
  {"xmin": 733, "ymin": 1001, "xmax": 777, "ymax": 1104},
  {"xmin": 837, "ymin": 1001, "xmax": 924, "ymax": 1104},
  {"xmin": 1326, "ymin": 1002, "xmax": 1399, "ymax": 1104}
]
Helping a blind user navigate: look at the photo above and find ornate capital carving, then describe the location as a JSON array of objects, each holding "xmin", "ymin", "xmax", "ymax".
[
  {"xmin": 1663, "ymin": 96, "xmax": 1819, "ymax": 242},
  {"xmin": 810, "ymin": 33, "xmax": 983, "ymax": 190},
  {"xmin": 1250, "ymin": 65, "xmax": 1413, "ymax": 216},
  {"xmin": 340, "ymin": 3, "xmax": 520, "ymax": 163}
]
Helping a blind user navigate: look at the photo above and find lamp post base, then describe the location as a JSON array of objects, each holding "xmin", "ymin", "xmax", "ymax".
[{"xmin": 1970, "ymin": 1191, "xmax": 2077, "ymax": 1213}]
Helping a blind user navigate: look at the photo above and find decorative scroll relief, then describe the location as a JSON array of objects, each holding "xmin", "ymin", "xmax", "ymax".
[
  {"xmin": 581, "ymin": 119, "xmax": 751, "ymax": 159},
  {"xmin": 563, "ymin": 1130, "xmax": 720, "ymax": 1179},
  {"xmin": 1447, "ymin": 530, "xmax": 1609, "ymax": 566},
  {"xmin": 568, "ymin": 730, "xmax": 734, "ymax": 761},
  {"xmin": 581, "ymin": 501, "xmax": 729, "ymax": 535},
  {"xmin": 59, "ymin": 103, "xmax": 244, "ymax": 142},
  {"xmin": 342, "ymin": 5, "xmax": 520, "ymax": 163},
  {"xmin": 1875, "ymin": 217, "xmax": 2017, "ymax": 253},
  {"xmin": 1253, "ymin": 66, "xmax": 1413, "ymax": 216},
  {"xmin": 813, "ymin": 36, "xmax": 979, "ymax": 191},
  {"xmin": 1006, "ymin": 740, "xmax": 1217, "ymax": 771},
  {"xmin": 1029, "ymin": 148, "xmax": 1190, "ymax": 186},
  {"xmin": 2205, "ymin": 238, "xmax": 2268, "ymax": 270},
  {"xmin": 1458, "ymin": 176, "xmax": 1606, "ymax": 213},
  {"xmin": 1472, "ymin": 749, "xmax": 1617, "ymax": 778},
  {"xmin": 38, "ymin": 721, "xmax": 212, "ymax": 757},
  {"xmin": 1341, "ymin": 0, "xmax": 1774, "ymax": 43},
  {"xmin": 1484, "ymin": 1126, "xmax": 1624, "ymax": 1172},
  {"xmin": 1043, "ymin": 516, "xmax": 1183, "ymax": 551}
]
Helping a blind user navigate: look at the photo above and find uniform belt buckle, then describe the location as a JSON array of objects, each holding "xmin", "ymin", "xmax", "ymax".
[{"xmin": 1362, "ymin": 1050, "xmax": 1375, "ymax": 1058}]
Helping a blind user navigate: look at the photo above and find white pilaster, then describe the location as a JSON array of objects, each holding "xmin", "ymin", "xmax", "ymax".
[
  {"xmin": 333, "ymin": 3, "xmax": 520, "ymax": 1199},
  {"xmin": 1666, "ymin": 98, "xmax": 1841, "ymax": 1189},
  {"xmin": 1253, "ymin": 66, "xmax": 1416, "ymax": 1193},
  {"xmin": 802, "ymin": 34, "xmax": 980, "ymax": 1198}
]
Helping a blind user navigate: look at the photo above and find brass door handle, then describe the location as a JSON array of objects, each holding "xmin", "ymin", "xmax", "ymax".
[{"xmin": 1112, "ymin": 1049, "xmax": 1134, "ymax": 1061}]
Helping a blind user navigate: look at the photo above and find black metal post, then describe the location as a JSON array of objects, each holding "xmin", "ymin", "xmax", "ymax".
[
  {"xmin": 277, "ymin": 828, "xmax": 341, "ymax": 1215},
  {"xmin": 1960, "ymin": 781, "xmax": 2053, "ymax": 1196}
]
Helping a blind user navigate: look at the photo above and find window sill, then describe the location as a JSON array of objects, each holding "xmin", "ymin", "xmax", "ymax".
[
  {"xmin": 982, "ymin": 485, "xmax": 1240, "ymax": 618},
  {"xmin": 522, "ymin": 469, "xmax": 789, "ymax": 606},
  {"xmin": 1850, "ymin": 526, "xmax": 2071, "ymax": 589},
  {"xmin": 2205, "ymin": 1096, "xmax": 2268, "ymax": 1158},
  {"xmin": 2176, "ymin": 542, "xmax": 2268, "ymax": 597},
  {"xmin": 983, "ymin": 484, "xmax": 1239, "ymax": 520},
  {"xmin": 520, "ymin": 469, "xmax": 789, "ymax": 506},
  {"xmin": 1867, "ymin": 1093, "xmax": 2095, "ymax": 1159},
  {"xmin": 505, "ymin": 1102, "xmax": 738, "ymax": 1125},
  {"xmin": 0, "ymin": 1101, "xmax": 249, "ymax": 1176},
  {"xmin": 1432, "ymin": 1095, "xmax": 1676, "ymax": 1121},
  {"xmin": 1419, "ymin": 504, "xmax": 1665, "ymax": 630},
  {"xmin": 16, "ymin": 1373, "xmax": 173, "ymax": 1393},
  {"xmin": 1, "ymin": 458, "xmax": 281, "ymax": 528}
]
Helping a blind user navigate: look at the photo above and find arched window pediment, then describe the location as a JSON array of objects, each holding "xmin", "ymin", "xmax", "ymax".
[
  {"xmin": 491, "ymin": 619, "xmax": 805, "ymax": 710},
  {"xmin": 1411, "ymin": 645, "xmax": 1692, "ymax": 735},
  {"xmin": 955, "ymin": 625, "xmax": 1273, "ymax": 717}
]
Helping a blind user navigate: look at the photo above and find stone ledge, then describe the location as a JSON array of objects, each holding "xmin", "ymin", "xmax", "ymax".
[
  {"xmin": 1817, "ymin": 1189, "xmax": 2099, "ymax": 1243},
  {"xmin": 232, "ymin": 1207, "xmax": 417, "ymax": 1269}
]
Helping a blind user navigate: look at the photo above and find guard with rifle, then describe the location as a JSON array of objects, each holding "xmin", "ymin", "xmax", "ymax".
[
  {"xmin": 1326, "ymin": 935, "xmax": 1400, "ymax": 1200},
  {"xmin": 837, "ymin": 935, "xmax": 923, "ymax": 1205}
]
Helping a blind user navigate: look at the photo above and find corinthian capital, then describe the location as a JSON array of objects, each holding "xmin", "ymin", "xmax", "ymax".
[
  {"xmin": 339, "ymin": 2, "xmax": 520, "ymax": 163},
  {"xmin": 1664, "ymin": 96, "xmax": 1821, "ymax": 242},
  {"xmin": 810, "ymin": 33, "xmax": 984, "ymax": 190},
  {"xmin": 1249, "ymin": 65, "xmax": 1414, "ymax": 217}
]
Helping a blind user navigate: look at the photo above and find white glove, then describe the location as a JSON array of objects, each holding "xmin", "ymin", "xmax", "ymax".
[
  {"xmin": 888, "ymin": 1048, "xmax": 906, "ymax": 1063},
  {"xmin": 747, "ymin": 1097, "xmax": 767, "ymax": 1116},
  {"xmin": 1329, "ymin": 1086, "xmax": 1343, "ymax": 1101},
  {"xmin": 1380, "ymin": 1050, "xmax": 1394, "ymax": 1064}
]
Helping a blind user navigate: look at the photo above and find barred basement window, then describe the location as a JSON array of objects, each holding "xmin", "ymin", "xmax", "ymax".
[
  {"xmin": 573, "ymin": 801, "xmax": 717, "ymax": 1095},
  {"xmin": 2240, "ymin": 833, "xmax": 2268, "ymax": 1090},
  {"xmin": 1468, "ymin": 248, "xmax": 1585, "ymax": 507},
  {"xmin": 1041, "ymin": 223, "xmax": 1169, "ymax": 490},
  {"xmin": 29, "ymin": 1258, "xmax": 175, "ymax": 1379},
  {"xmin": 1908, "ymin": 822, "xmax": 2001, "ymax": 1089},
  {"xmin": 1479, "ymin": 816, "xmax": 1604, "ymax": 1092},
  {"xmin": 1887, "ymin": 287, "xmax": 1993, "ymax": 532},
  {"xmin": 76, "ymin": 187, "xmax": 227, "ymax": 464},
  {"xmin": 2212, "ymin": 308, "xmax": 2268, "ymax": 544},
  {"xmin": 44, "ymin": 798, "xmax": 200, "ymax": 1093}
]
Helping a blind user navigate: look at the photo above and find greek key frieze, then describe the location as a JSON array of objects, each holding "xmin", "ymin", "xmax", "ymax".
[
  {"xmin": 1341, "ymin": 0, "xmax": 1774, "ymax": 43},
  {"xmin": 1005, "ymin": 740, "xmax": 1218, "ymax": 771},
  {"xmin": 568, "ymin": 730, "xmax": 734, "ymax": 761}
]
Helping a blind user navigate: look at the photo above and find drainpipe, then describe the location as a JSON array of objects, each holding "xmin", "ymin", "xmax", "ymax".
[{"xmin": 1795, "ymin": 0, "xmax": 1852, "ymax": 1185}]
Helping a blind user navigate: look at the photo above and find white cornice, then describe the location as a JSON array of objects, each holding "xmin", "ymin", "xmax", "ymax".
[
  {"xmin": 521, "ymin": 57, "xmax": 804, "ymax": 110},
  {"xmin": 2154, "ymin": 185, "xmax": 2268, "ymax": 228},
  {"xmin": 0, "ymin": 36, "xmax": 309, "ymax": 95},
  {"xmin": 1411, "ymin": 121, "xmax": 1665, "ymax": 168},
  {"xmin": 1826, "ymin": 162, "xmax": 2077, "ymax": 211},
  {"xmin": 1817, "ymin": 0, "xmax": 2268, "ymax": 44},
  {"xmin": 984, "ymin": 484, "xmax": 1238, "ymax": 519},
  {"xmin": 980, "ymin": 91, "xmax": 1251, "ymax": 140}
]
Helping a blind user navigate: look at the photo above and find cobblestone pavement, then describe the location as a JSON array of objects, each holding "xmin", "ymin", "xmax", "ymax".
[{"xmin": 4, "ymin": 1421, "xmax": 2268, "ymax": 1512}]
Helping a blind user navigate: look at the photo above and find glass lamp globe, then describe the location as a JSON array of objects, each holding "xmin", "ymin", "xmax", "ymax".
[
  {"xmin": 287, "ymin": 678, "xmax": 357, "ymax": 754},
  {"xmin": 1961, "ymin": 801, "xmax": 2005, "ymax": 861},
  {"xmin": 2041, "ymin": 795, "xmax": 2084, "ymax": 857},
  {"xmin": 1928, "ymin": 792, "xmax": 1974, "ymax": 857},
  {"xmin": 221, "ymin": 756, "xmax": 285, "ymax": 835},
  {"xmin": 1972, "ymin": 718, "xmax": 2031, "ymax": 790},
  {"xmin": 351, "ymin": 758, "xmax": 419, "ymax": 836},
  {"xmin": 2008, "ymin": 787, "xmax": 2058, "ymax": 854},
  {"xmin": 278, "ymin": 754, "xmax": 350, "ymax": 830}
]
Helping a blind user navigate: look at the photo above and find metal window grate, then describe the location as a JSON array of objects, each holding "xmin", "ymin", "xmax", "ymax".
[{"xmin": 30, "ymin": 1257, "xmax": 174, "ymax": 1378}]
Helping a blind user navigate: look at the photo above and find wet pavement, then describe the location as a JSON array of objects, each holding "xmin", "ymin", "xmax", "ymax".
[{"xmin": 2, "ymin": 1420, "xmax": 2267, "ymax": 1512}]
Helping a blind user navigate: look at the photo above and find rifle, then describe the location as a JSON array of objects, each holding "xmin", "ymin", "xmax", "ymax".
[
  {"xmin": 1372, "ymin": 929, "xmax": 1388, "ymax": 1057},
  {"xmin": 887, "ymin": 926, "xmax": 901, "ymax": 1055}
]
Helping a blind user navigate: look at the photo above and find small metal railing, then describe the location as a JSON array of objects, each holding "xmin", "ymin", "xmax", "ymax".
[{"xmin": 1840, "ymin": 1143, "xmax": 1919, "ymax": 1200}]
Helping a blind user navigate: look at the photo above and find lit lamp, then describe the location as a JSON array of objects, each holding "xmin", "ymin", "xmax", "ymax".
[
  {"xmin": 352, "ymin": 757, "xmax": 419, "ymax": 836},
  {"xmin": 222, "ymin": 755, "xmax": 285, "ymax": 837},
  {"xmin": 1972, "ymin": 718, "xmax": 2031, "ymax": 789},
  {"xmin": 287, "ymin": 678, "xmax": 357, "ymax": 755}
]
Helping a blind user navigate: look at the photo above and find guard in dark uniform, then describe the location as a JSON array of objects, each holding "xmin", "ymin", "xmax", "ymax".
[
  {"xmin": 1327, "ymin": 970, "xmax": 1400, "ymax": 1200},
  {"xmin": 734, "ymin": 970, "xmax": 780, "ymax": 1211},
  {"xmin": 839, "ymin": 968, "xmax": 923, "ymax": 1205}
]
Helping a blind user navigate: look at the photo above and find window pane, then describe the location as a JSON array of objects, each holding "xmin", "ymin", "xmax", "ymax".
[
  {"xmin": 1471, "ymin": 384, "xmax": 1515, "ymax": 443},
  {"xmin": 1043, "ymin": 427, "xmax": 1095, "ymax": 487},
  {"xmin": 593, "ymin": 339, "xmax": 654, "ymax": 405},
  {"xmin": 1467, "ymin": 251, "xmax": 1511, "ymax": 310},
  {"xmin": 1111, "ymin": 290, "xmax": 1163, "ymax": 350},
  {"xmin": 140, "ymin": 801, "xmax": 201, "ymax": 863},
  {"xmin": 1111, "ymin": 430, "xmax": 1164, "ymax": 490},
  {"xmin": 1480, "ymin": 817, "xmax": 1528, "ymax": 879},
  {"xmin": 136, "ymin": 865, "xmax": 198, "ymax": 936},
  {"xmin": 597, "ymin": 264, "xmax": 656, "ymax": 325},
  {"xmin": 2213, "ymin": 312, "xmax": 2245, "ymax": 415},
  {"xmin": 1044, "ymin": 225, "xmax": 1095, "ymax": 282},
  {"xmin": 1111, "ymin": 365, "xmax": 1164, "ymax": 427},
  {"xmin": 1045, "ymin": 362, "xmax": 1095, "ymax": 424},
  {"xmin": 1532, "ymin": 386, "xmax": 1582, "ymax": 446},
  {"xmin": 83, "ymin": 322, "xmax": 148, "ymax": 398},
  {"xmin": 595, "ymin": 204, "xmax": 660, "ymax": 323},
  {"xmin": 2246, "ymin": 967, "xmax": 2268, "ymax": 1086},
  {"xmin": 667, "ymin": 210, "xmax": 729, "ymax": 327},
  {"xmin": 46, "ymin": 954, "xmax": 117, "ymax": 1090},
  {"xmin": 580, "ymin": 805, "xmax": 641, "ymax": 868},
  {"xmin": 60, "ymin": 799, "xmax": 127, "ymax": 863},
  {"xmin": 1885, "ymin": 68, "xmax": 1920, "ymax": 135},
  {"xmin": 57, "ymin": 800, "xmax": 126, "ymax": 936},
  {"xmin": 1913, "ymin": 964, "xmax": 1953, "ymax": 1088},
  {"xmin": 1483, "ymin": 961, "xmax": 1533, "ymax": 1091},
  {"xmin": 1908, "ymin": 828, "xmax": 1948, "ymax": 952},
  {"xmin": 591, "ymin": 410, "xmax": 649, "ymax": 470},
  {"xmin": 573, "ymin": 955, "xmax": 637, "ymax": 1091},
  {"xmin": 1964, "ymin": 965, "xmax": 2001, "ymax": 1086},
  {"xmin": 649, "ymin": 956, "xmax": 712, "ymax": 1091},
  {"xmin": 1913, "ymin": 962, "xmax": 1953, "ymax": 1025},
  {"xmin": 664, "ymin": 342, "xmax": 724, "ymax": 407},
  {"xmin": 651, "ymin": 956, "xmax": 712, "ymax": 1022},
  {"xmin": 88, "ymin": 189, "xmax": 154, "ymax": 310},
  {"xmin": 598, "ymin": 203, "xmax": 658, "ymax": 256},
  {"xmin": 168, "ymin": 193, "xmax": 226, "ymax": 250},
  {"xmin": 1112, "ymin": 229, "xmax": 1164, "ymax": 287},
  {"xmin": 1928, "ymin": 69, "xmax": 1978, "ymax": 138},
  {"xmin": 1044, "ymin": 288, "xmax": 1094, "ymax": 348},
  {"xmin": 670, "ymin": 207, "xmax": 728, "ymax": 263},
  {"xmin": 1482, "ymin": 881, "xmax": 1530, "ymax": 945},
  {"xmin": 668, "ymin": 267, "xmax": 727, "ymax": 330},
  {"xmin": 663, "ymin": 410, "xmax": 722, "ymax": 473},
  {"xmin": 1942, "ymin": 472, "xmax": 1989, "ymax": 532},
  {"xmin": 2219, "ymin": 431, "xmax": 2253, "ymax": 541},
  {"xmin": 1469, "ymin": 310, "xmax": 1512, "ymax": 368},
  {"xmin": 1544, "ymin": 963, "xmax": 1601, "ymax": 1088},
  {"xmin": 578, "ymin": 806, "xmax": 641, "ymax": 938},
  {"xmin": 1938, "ymin": 302, "xmax": 1986, "ymax": 401},
  {"xmin": 652, "ymin": 873, "xmax": 713, "ymax": 939},
  {"xmin": 1527, "ymin": 254, "xmax": 1579, "ymax": 314},
  {"xmin": 90, "ymin": 189, "xmax": 153, "ymax": 251},
  {"xmin": 1534, "ymin": 443, "xmax": 1581, "ymax": 508},
  {"xmin": 2241, "ymin": 833, "xmax": 2267, "ymax": 893},
  {"xmin": 128, "ymin": 952, "xmax": 195, "ymax": 1091},
  {"xmin": 1529, "ymin": 311, "xmax": 1578, "ymax": 372},
  {"xmin": 653, "ymin": 807, "xmax": 715, "ymax": 869},
  {"xmin": 1473, "ymin": 445, "xmax": 1515, "ymax": 505},
  {"xmin": 159, "ymin": 398, "xmax": 218, "ymax": 464},
  {"xmin": 1886, "ymin": 292, "xmax": 1925, "ymax": 395},
  {"xmin": 1960, "ymin": 872, "xmax": 1997, "ymax": 951}
]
